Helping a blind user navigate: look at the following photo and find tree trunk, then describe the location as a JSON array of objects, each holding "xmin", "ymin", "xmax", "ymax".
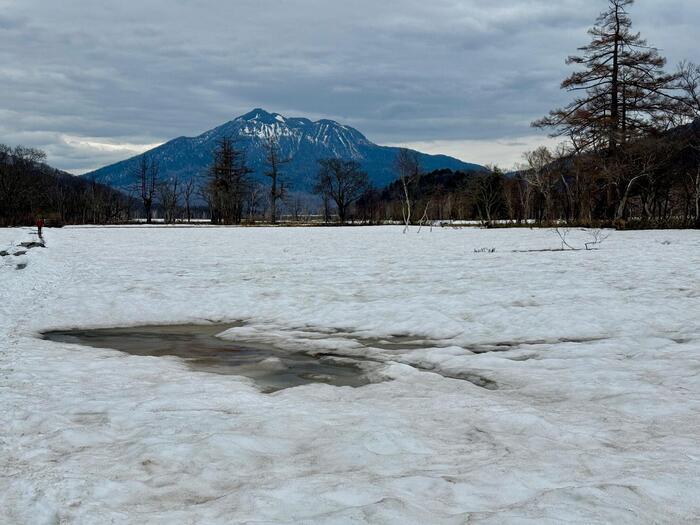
[
  {"xmin": 695, "ymin": 170, "xmax": 700, "ymax": 227},
  {"xmin": 270, "ymin": 174, "xmax": 277, "ymax": 224},
  {"xmin": 615, "ymin": 174, "xmax": 645, "ymax": 221},
  {"xmin": 401, "ymin": 178, "xmax": 412, "ymax": 233},
  {"xmin": 609, "ymin": 5, "xmax": 621, "ymax": 152}
]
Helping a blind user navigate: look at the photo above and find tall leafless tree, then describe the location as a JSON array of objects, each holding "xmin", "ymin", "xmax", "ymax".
[
  {"xmin": 182, "ymin": 177, "xmax": 196, "ymax": 223},
  {"xmin": 314, "ymin": 159, "xmax": 369, "ymax": 224},
  {"xmin": 523, "ymin": 147, "xmax": 559, "ymax": 223},
  {"xmin": 394, "ymin": 149, "xmax": 422, "ymax": 232},
  {"xmin": 263, "ymin": 136, "xmax": 290, "ymax": 224},
  {"xmin": 158, "ymin": 176, "xmax": 180, "ymax": 224},
  {"xmin": 132, "ymin": 155, "xmax": 159, "ymax": 223},
  {"xmin": 471, "ymin": 166, "xmax": 505, "ymax": 225},
  {"xmin": 246, "ymin": 182, "xmax": 266, "ymax": 222},
  {"xmin": 611, "ymin": 137, "xmax": 676, "ymax": 220},
  {"xmin": 675, "ymin": 61, "xmax": 700, "ymax": 123}
]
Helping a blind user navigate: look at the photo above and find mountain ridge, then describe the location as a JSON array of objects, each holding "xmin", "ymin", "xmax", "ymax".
[{"xmin": 84, "ymin": 109, "xmax": 484, "ymax": 192}]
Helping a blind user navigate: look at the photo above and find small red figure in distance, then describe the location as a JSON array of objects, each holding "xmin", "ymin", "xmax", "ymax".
[{"xmin": 36, "ymin": 217, "xmax": 45, "ymax": 237}]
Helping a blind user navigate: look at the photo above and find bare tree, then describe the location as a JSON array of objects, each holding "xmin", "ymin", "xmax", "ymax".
[
  {"xmin": 246, "ymin": 182, "xmax": 266, "ymax": 222},
  {"xmin": 416, "ymin": 199, "xmax": 433, "ymax": 233},
  {"xmin": 471, "ymin": 166, "xmax": 505, "ymax": 225},
  {"xmin": 612, "ymin": 137, "xmax": 675, "ymax": 221},
  {"xmin": 132, "ymin": 156, "xmax": 159, "ymax": 223},
  {"xmin": 394, "ymin": 149, "xmax": 422, "ymax": 233},
  {"xmin": 672, "ymin": 61, "xmax": 700, "ymax": 125},
  {"xmin": 314, "ymin": 159, "xmax": 369, "ymax": 224},
  {"xmin": 197, "ymin": 184, "xmax": 214, "ymax": 222},
  {"xmin": 585, "ymin": 229, "xmax": 610, "ymax": 250},
  {"xmin": 288, "ymin": 194, "xmax": 306, "ymax": 222},
  {"xmin": 158, "ymin": 176, "xmax": 180, "ymax": 224},
  {"xmin": 263, "ymin": 136, "xmax": 290, "ymax": 224},
  {"xmin": 182, "ymin": 177, "xmax": 196, "ymax": 223},
  {"xmin": 319, "ymin": 192, "xmax": 332, "ymax": 224},
  {"xmin": 555, "ymin": 227, "xmax": 609, "ymax": 251},
  {"xmin": 523, "ymin": 147, "xmax": 558, "ymax": 223}
]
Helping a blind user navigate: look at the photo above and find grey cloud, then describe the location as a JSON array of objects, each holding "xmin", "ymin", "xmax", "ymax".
[{"xmin": 0, "ymin": 0, "xmax": 697, "ymax": 173}]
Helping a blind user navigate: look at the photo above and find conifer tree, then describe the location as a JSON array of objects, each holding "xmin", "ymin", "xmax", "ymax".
[
  {"xmin": 208, "ymin": 137, "xmax": 251, "ymax": 224},
  {"xmin": 534, "ymin": 0, "xmax": 678, "ymax": 152}
]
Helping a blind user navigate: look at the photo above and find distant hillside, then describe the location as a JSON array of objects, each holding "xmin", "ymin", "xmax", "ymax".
[
  {"xmin": 83, "ymin": 109, "xmax": 483, "ymax": 192},
  {"xmin": 0, "ymin": 149, "xmax": 134, "ymax": 226}
]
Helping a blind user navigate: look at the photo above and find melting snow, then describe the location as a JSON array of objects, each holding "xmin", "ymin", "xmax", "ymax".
[{"xmin": 1, "ymin": 226, "xmax": 700, "ymax": 523}]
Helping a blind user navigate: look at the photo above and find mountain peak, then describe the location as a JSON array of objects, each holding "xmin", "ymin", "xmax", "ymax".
[
  {"xmin": 238, "ymin": 108, "xmax": 281, "ymax": 124},
  {"xmin": 84, "ymin": 110, "xmax": 483, "ymax": 193}
]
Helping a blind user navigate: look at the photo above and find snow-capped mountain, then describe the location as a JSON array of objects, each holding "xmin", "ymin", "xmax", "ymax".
[{"xmin": 84, "ymin": 109, "xmax": 483, "ymax": 192}]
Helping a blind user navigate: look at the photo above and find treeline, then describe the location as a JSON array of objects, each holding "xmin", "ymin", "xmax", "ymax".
[
  {"xmin": 0, "ymin": 145, "xmax": 137, "ymax": 226},
  {"xmin": 353, "ymin": 120, "xmax": 700, "ymax": 228},
  {"xmin": 355, "ymin": 167, "xmax": 500, "ymax": 225}
]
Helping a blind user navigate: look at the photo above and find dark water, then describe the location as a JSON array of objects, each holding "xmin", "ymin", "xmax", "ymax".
[{"xmin": 43, "ymin": 324, "xmax": 372, "ymax": 393}]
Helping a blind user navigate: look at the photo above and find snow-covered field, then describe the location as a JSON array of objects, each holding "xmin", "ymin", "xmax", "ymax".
[{"xmin": 1, "ymin": 225, "xmax": 699, "ymax": 524}]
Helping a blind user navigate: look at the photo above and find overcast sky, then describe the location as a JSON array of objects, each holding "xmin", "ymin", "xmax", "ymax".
[{"xmin": 1, "ymin": 0, "xmax": 697, "ymax": 173}]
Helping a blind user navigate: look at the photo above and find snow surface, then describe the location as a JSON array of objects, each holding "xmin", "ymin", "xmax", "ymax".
[{"xmin": 1, "ymin": 226, "xmax": 700, "ymax": 524}]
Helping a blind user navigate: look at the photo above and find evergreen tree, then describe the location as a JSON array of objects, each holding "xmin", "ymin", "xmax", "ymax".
[
  {"xmin": 208, "ymin": 137, "xmax": 251, "ymax": 224},
  {"xmin": 534, "ymin": 0, "xmax": 678, "ymax": 152}
]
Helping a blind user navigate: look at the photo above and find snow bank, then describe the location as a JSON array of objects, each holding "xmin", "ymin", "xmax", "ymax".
[{"xmin": 1, "ymin": 225, "xmax": 699, "ymax": 523}]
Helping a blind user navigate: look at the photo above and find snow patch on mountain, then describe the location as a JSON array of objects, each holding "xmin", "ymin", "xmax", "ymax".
[{"xmin": 84, "ymin": 109, "xmax": 483, "ymax": 192}]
